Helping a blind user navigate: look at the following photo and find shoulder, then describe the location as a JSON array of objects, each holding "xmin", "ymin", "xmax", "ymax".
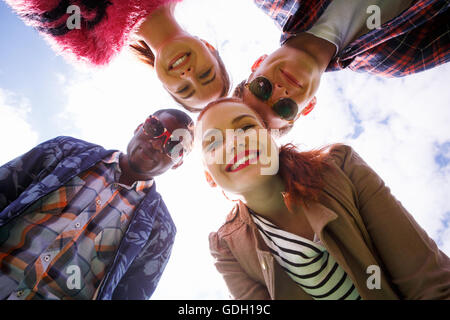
[
  {"xmin": 325, "ymin": 143, "xmax": 373, "ymax": 175},
  {"xmin": 325, "ymin": 143, "xmax": 356, "ymax": 167},
  {"xmin": 209, "ymin": 204, "xmax": 246, "ymax": 252},
  {"xmin": 37, "ymin": 136, "xmax": 104, "ymax": 153},
  {"xmin": 322, "ymin": 143, "xmax": 371, "ymax": 176}
]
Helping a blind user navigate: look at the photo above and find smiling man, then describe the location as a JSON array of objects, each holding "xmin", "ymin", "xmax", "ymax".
[
  {"xmin": 237, "ymin": 0, "xmax": 450, "ymax": 135},
  {"xmin": 0, "ymin": 109, "xmax": 194, "ymax": 300}
]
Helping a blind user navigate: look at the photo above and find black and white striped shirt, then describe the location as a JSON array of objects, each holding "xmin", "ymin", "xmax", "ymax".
[{"xmin": 250, "ymin": 211, "xmax": 362, "ymax": 300}]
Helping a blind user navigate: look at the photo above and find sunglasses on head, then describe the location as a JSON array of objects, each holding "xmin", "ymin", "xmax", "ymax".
[
  {"xmin": 142, "ymin": 115, "xmax": 187, "ymax": 161},
  {"xmin": 246, "ymin": 76, "xmax": 299, "ymax": 121}
]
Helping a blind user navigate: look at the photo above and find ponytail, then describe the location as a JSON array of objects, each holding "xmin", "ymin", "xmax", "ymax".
[
  {"xmin": 130, "ymin": 40, "xmax": 155, "ymax": 67},
  {"xmin": 278, "ymin": 144, "xmax": 331, "ymax": 210}
]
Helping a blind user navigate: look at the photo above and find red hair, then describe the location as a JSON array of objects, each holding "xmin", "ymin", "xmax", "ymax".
[
  {"xmin": 198, "ymin": 98, "xmax": 332, "ymax": 209},
  {"xmin": 278, "ymin": 144, "xmax": 331, "ymax": 210}
]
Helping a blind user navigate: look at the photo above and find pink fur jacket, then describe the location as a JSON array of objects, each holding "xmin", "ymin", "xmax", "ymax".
[{"xmin": 5, "ymin": 0, "xmax": 182, "ymax": 65}]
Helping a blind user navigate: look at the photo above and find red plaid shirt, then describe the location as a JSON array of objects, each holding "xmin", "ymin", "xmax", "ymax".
[{"xmin": 254, "ymin": 0, "xmax": 450, "ymax": 77}]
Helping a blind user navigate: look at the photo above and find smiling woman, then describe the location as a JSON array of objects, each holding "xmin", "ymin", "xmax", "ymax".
[
  {"xmin": 197, "ymin": 97, "xmax": 450, "ymax": 300},
  {"xmin": 4, "ymin": 0, "xmax": 231, "ymax": 112},
  {"xmin": 131, "ymin": 33, "xmax": 230, "ymax": 112}
]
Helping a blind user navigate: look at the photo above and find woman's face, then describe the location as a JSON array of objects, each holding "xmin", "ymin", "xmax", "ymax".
[
  {"xmin": 155, "ymin": 35, "xmax": 226, "ymax": 109},
  {"xmin": 198, "ymin": 100, "xmax": 280, "ymax": 195}
]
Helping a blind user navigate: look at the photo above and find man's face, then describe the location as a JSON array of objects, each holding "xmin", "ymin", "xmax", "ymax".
[
  {"xmin": 243, "ymin": 45, "xmax": 322, "ymax": 130},
  {"xmin": 126, "ymin": 112, "xmax": 192, "ymax": 177}
]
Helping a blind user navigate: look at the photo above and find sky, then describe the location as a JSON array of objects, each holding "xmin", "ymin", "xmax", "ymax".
[{"xmin": 0, "ymin": 0, "xmax": 449, "ymax": 300}]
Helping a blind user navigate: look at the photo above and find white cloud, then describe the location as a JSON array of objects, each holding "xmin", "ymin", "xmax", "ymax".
[
  {"xmin": 0, "ymin": 88, "xmax": 38, "ymax": 164},
  {"xmin": 4, "ymin": 0, "xmax": 448, "ymax": 300},
  {"xmin": 288, "ymin": 64, "xmax": 450, "ymax": 241}
]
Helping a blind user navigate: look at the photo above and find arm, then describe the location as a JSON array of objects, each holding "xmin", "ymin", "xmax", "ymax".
[
  {"xmin": 330, "ymin": 145, "xmax": 450, "ymax": 299},
  {"xmin": 4, "ymin": 0, "xmax": 181, "ymax": 66},
  {"xmin": 112, "ymin": 216, "xmax": 175, "ymax": 300},
  {"xmin": 0, "ymin": 137, "xmax": 67, "ymax": 212},
  {"xmin": 209, "ymin": 232, "xmax": 270, "ymax": 300}
]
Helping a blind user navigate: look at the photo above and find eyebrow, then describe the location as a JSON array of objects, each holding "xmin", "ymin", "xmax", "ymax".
[
  {"xmin": 180, "ymin": 73, "xmax": 215, "ymax": 100},
  {"xmin": 201, "ymin": 72, "xmax": 216, "ymax": 86},
  {"xmin": 176, "ymin": 84, "xmax": 190, "ymax": 94},
  {"xmin": 199, "ymin": 67, "xmax": 212, "ymax": 79},
  {"xmin": 181, "ymin": 90, "xmax": 196, "ymax": 99},
  {"xmin": 231, "ymin": 114, "xmax": 257, "ymax": 125}
]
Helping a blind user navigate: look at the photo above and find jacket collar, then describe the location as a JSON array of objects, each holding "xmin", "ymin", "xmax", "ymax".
[{"xmin": 236, "ymin": 199, "xmax": 338, "ymax": 237}]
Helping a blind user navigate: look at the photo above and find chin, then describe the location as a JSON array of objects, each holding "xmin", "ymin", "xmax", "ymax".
[
  {"xmin": 224, "ymin": 166, "xmax": 272, "ymax": 193},
  {"xmin": 129, "ymin": 160, "xmax": 154, "ymax": 175}
]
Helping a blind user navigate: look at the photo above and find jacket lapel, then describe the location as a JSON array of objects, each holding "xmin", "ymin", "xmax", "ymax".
[
  {"xmin": 238, "ymin": 201, "xmax": 338, "ymax": 299},
  {"xmin": 96, "ymin": 184, "xmax": 160, "ymax": 299}
]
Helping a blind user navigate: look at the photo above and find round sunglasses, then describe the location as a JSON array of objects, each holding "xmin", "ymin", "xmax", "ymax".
[
  {"xmin": 246, "ymin": 76, "xmax": 299, "ymax": 121},
  {"xmin": 142, "ymin": 115, "xmax": 188, "ymax": 161}
]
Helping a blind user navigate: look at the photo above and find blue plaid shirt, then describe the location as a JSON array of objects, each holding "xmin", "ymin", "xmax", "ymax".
[{"xmin": 0, "ymin": 137, "xmax": 176, "ymax": 300}]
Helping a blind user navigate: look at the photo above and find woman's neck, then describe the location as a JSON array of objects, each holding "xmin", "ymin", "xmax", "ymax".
[
  {"xmin": 241, "ymin": 174, "xmax": 290, "ymax": 220},
  {"xmin": 136, "ymin": 3, "xmax": 185, "ymax": 52}
]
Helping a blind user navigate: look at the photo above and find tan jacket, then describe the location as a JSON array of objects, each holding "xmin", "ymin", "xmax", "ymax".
[{"xmin": 209, "ymin": 145, "xmax": 450, "ymax": 299}]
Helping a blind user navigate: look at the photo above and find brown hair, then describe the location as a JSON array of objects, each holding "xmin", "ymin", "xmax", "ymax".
[
  {"xmin": 130, "ymin": 40, "xmax": 231, "ymax": 112},
  {"xmin": 198, "ymin": 97, "xmax": 331, "ymax": 209}
]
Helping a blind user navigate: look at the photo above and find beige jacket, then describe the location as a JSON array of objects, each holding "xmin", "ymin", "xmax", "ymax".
[{"xmin": 209, "ymin": 144, "xmax": 450, "ymax": 299}]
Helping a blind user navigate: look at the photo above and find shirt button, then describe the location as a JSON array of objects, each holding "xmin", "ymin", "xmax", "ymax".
[
  {"xmin": 96, "ymin": 199, "xmax": 101, "ymax": 206},
  {"xmin": 16, "ymin": 290, "xmax": 24, "ymax": 297},
  {"xmin": 43, "ymin": 255, "xmax": 51, "ymax": 262},
  {"xmin": 342, "ymin": 47, "xmax": 351, "ymax": 54},
  {"xmin": 75, "ymin": 222, "xmax": 81, "ymax": 228}
]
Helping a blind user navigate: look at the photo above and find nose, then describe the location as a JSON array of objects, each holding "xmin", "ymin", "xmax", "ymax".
[
  {"xmin": 226, "ymin": 134, "xmax": 246, "ymax": 156},
  {"xmin": 271, "ymin": 83, "xmax": 290, "ymax": 101},
  {"xmin": 149, "ymin": 137, "xmax": 164, "ymax": 153},
  {"xmin": 180, "ymin": 66, "xmax": 194, "ymax": 79}
]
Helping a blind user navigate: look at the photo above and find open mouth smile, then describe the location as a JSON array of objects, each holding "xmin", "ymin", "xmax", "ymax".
[
  {"xmin": 168, "ymin": 52, "xmax": 191, "ymax": 70},
  {"xmin": 225, "ymin": 150, "xmax": 260, "ymax": 173}
]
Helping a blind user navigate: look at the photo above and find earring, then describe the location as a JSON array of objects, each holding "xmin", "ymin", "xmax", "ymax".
[
  {"xmin": 208, "ymin": 180, "xmax": 217, "ymax": 188},
  {"xmin": 251, "ymin": 54, "xmax": 268, "ymax": 72},
  {"xmin": 202, "ymin": 40, "xmax": 216, "ymax": 52},
  {"xmin": 301, "ymin": 96, "xmax": 317, "ymax": 116}
]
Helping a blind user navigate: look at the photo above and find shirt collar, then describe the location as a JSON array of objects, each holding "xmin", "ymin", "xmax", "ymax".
[{"xmin": 102, "ymin": 151, "xmax": 154, "ymax": 193}]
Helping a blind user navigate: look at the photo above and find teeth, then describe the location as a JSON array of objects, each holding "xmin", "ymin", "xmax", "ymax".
[
  {"xmin": 171, "ymin": 54, "xmax": 187, "ymax": 68},
  {"xmin": 230, "ymin": 153, "xmax": 258, "ymax": 171}
]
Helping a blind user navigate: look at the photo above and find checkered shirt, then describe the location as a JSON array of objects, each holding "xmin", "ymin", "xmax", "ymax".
[
  {"xmin": 254, "ymin": 0, "xmax": 450, "ymax": 76},
  {"xmin": 0, "ymin": 152, "xmax": 153, "ymax": 300}
]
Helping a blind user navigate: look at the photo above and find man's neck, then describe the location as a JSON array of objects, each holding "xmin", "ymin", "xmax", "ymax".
[
  {"xmin": 118, "ymin": 154, "xmax": 153, "ymax": 187},
  {"xmin": 136, "ymin": 3, "xmax": 186, "ymax": 53},
  {"xmin": 285, "ymin": 32, "xmax": 336, "ymax": 73}
]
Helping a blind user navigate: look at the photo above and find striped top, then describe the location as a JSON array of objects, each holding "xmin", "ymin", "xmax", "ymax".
[
  {"xmin": 0, "ymin": 151, "xmax": 153, "ymax": 300},
  {"xmin": 250, "ymin": 210, "xmax": 361, "ymax": 300}
]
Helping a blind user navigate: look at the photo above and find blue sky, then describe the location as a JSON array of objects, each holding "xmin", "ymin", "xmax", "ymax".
[
  {"xmin": 0, "ymin": 0, "xmax": 77, "ymax": 141},
  {"xmin": 1, "ymin": 0, "xmax": 449, "ymax": 299}
]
